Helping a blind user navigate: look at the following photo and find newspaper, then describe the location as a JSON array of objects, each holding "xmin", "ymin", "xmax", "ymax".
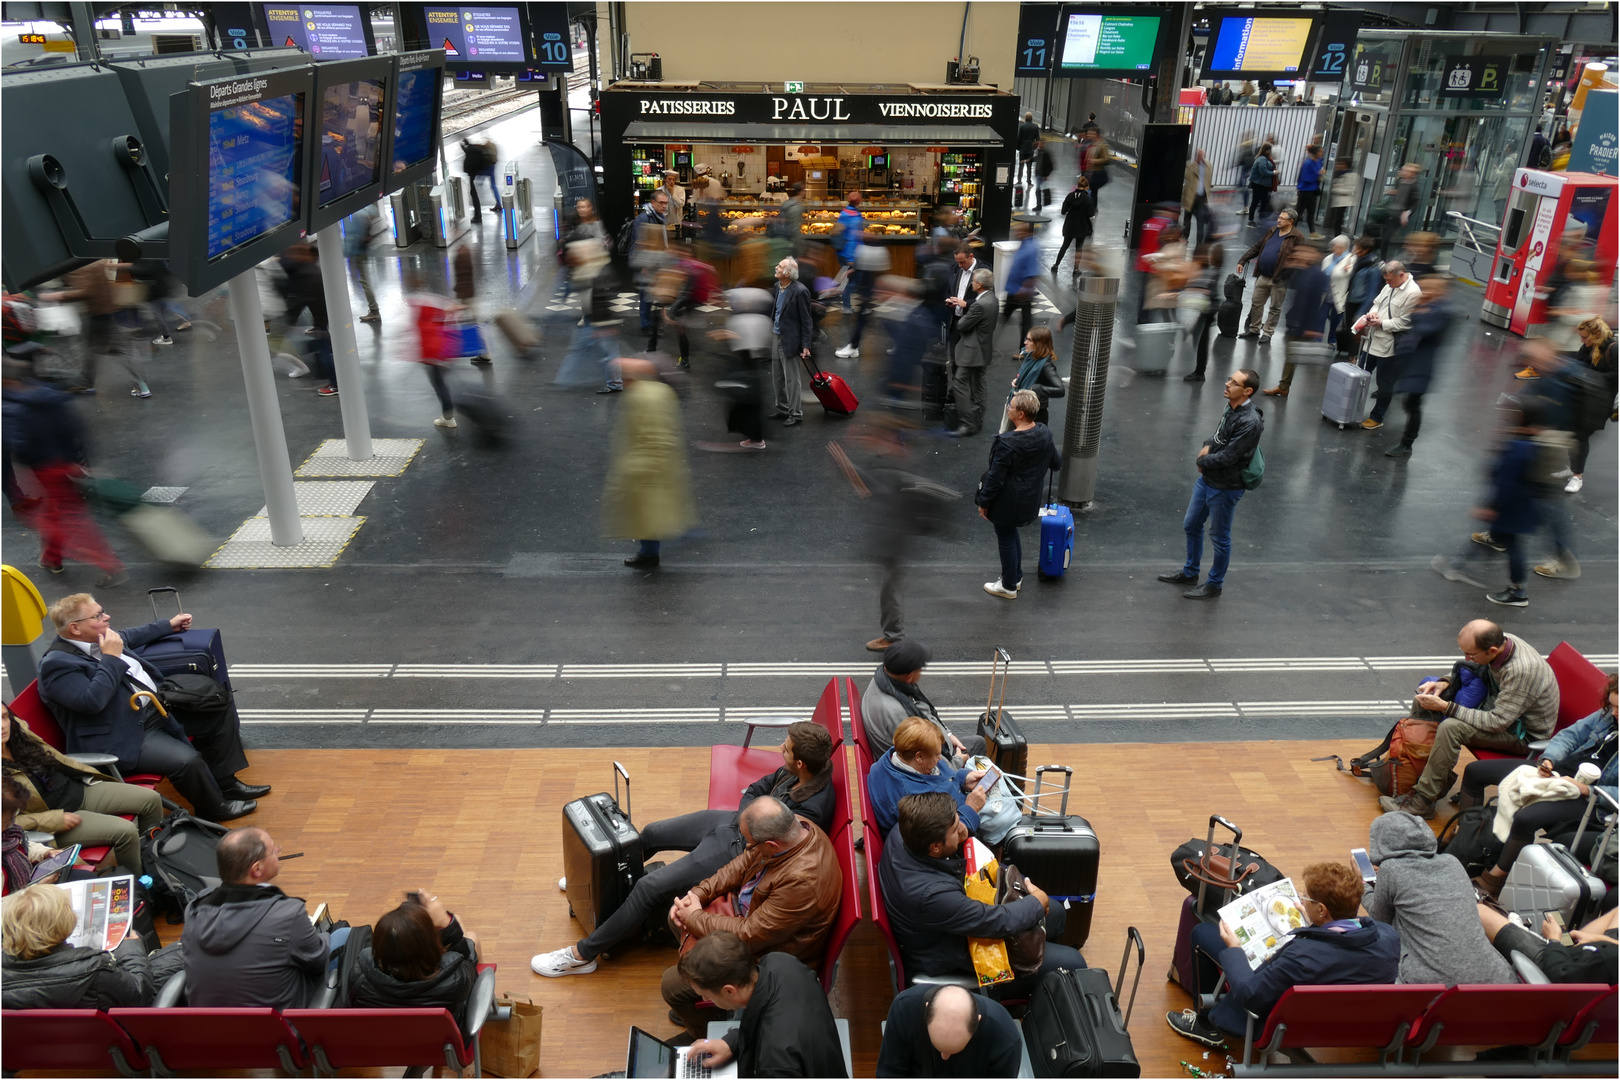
[
  {"xmin": 56, "ymin": 874, "xmax": 135, "ymax": 951},
  {"xmin": 1217, "ymin": 877, "xmax": 1307, "ymax": 970}
]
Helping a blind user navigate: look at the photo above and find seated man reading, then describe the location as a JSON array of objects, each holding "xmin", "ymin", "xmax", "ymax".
[
  {"xmin": 184, "ymin": 828, "xmax": 347, "ymax": 1008},
  {"xmin": 876, "ymin": 791, "xmax": 1083, "ymax": 997},
  {"xmin": 867, "ymin": 717, "xmax": 987, "ymax": 838},
  {"xmin": 1166, "ymin": 860, "xmax": 1401, "ymax": 1048},
  {"xmin": 877, "ymin": 984, "xmax": 1023, "ymax": 1078},
  {"xmin": 533, "ymin": 722, "xmax": 834, "ymax": 979},
  {"xmin": 659, "ymin": 797, "xmax": 841, "ymax": 1034},
  {"xmin": 679, "ymin": 931, "xmax": 848, "ymax": 1078},
  {"xmin": 37, "ymin": 593, "xmax": 265, "ymax": 822},
  {"xmin": 863, "ymin": 641, "xmax": 984, "ymax": 764},
  {"xmin": 1380, "ymin": 620, "xmax": 1558, "ymax": 819}
]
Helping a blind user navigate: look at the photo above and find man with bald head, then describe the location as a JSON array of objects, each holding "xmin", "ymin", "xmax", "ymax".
[
  {"xmin": 877, "ymin": 983, "xmax": 1023, "ymax": 1077},
  {"xmin": 659, "ymin": 796, "xmax": 842, "ymax": 1034},
  {"xmin": 183, "ymin": 827, "xmax": 338, "ymax": 1008},
  {"xmin": 1380, "ymin": 620, "xmax": 1559, "ymax": 819}
]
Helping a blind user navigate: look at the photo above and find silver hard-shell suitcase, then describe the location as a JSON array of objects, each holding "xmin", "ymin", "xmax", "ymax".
[
  {"xmin": 1499, "ymin": 788, "xmax": 1614, "ymax": 926},
  {"xmin": 1322, "ymin": 350, "xmax": 1372, "ymax": 429}
]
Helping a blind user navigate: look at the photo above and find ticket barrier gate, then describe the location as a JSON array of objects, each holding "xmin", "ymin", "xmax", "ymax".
[
  {"xmin": 389, "ymin": 182, "xmax": 429, "ymax": 248},
  {"xmin": 499, "ymin": 160, "xmax": 535, "ymax": 249},
  {"xmin": 428, "ymin": 175, "xmax": 471, "ymax": 248}
]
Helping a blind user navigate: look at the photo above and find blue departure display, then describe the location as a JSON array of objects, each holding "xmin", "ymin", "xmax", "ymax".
[
  {"xmin": 206, "ymin": 93, "xmax": 305, "ymax": 259},
  {"xmin": 392, "ymin": 67, "xmax": 437, "ymax": 173},
  {"xmin": 319, "ymin": 77, "xmax": 385, "ymax": 204}
]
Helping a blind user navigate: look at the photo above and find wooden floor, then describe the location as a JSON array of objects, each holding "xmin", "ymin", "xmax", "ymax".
[{"xmin": 112, "ymin": 740, "xmax": 1607, "ymax": 1078}]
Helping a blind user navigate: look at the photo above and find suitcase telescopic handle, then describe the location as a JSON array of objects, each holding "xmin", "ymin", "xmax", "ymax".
[
  {"xmin": 1572, "ymin": 786, "xmax": 1618, "ymax": 858},
  {"xmin": 1030, "ymin": 764, "xmax": 1073, "ymax": 818},
  {"xmin": 1197, "ymin": 815, "xmax": 1243, "ymax": 913},
  {"xmin": 985, "ymin": 646, "xmax": 1012, "ymax": 736},
  {"xmin": 613, "ymin": 761, "xmax": 631, "ymax": 821},
  {"xmin": 148, "ymin": 586, "xmax": 181, "ymax": 621},
  {"xmin": 1115, "ymin": 926, "xmax": 1145, "ymax": 1031}
]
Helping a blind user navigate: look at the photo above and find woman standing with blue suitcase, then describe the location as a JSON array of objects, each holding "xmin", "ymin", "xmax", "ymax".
[{"xmin": 977, "ymin": 390, "xmax": 1062, "ymax": 600}]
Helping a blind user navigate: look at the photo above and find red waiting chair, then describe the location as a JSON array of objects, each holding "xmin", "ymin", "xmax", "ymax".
[
  {"xmin": 9, "ymin": 679, "xmax": 166, "ymax": 790},
  {"xmin": 1405, "ymin": 984, "xmax": 1610, "ymax": 1064},
  {"xmin": 1, "ymin": 1008, "xmax": 147, "ymax": 1076},
  {"xmin": 109, "ymin": 1007, "xmax": 309, "ymax": 1076},
  {"xmin": 1559, "ymin": 985, "xmax": 1619, "ymax": 1060},
  {"xmin": 1234, "ymin": 985, "xmax": 1445, "ymax": 1073},
  {"xmin": 287, "ymin": 966, "xmax": 501, "ymax": 1077},
  {"xmin": 845, "ymin": 676, "xmax": 869, "ymax": 754},
  {"xmin": 817, "ymin": 818, "xmax": 863, "ymax": 993},
  {"xmin": 707, "ymin": 679, "xmax": 846, "ymax": 832},
  {"xmin": 1473, "ymin": 642, "xmax": 1608, "ymax": 761}
]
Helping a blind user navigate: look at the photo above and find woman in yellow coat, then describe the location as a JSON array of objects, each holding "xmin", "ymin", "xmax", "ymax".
[{"xmin": 604, "ymin": 358, "xmax": 697, "ymax": 569}]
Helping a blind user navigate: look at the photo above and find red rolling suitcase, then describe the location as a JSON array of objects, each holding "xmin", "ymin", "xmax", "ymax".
[{"xmin": 802, "ymin": 354, "xmax": 858, "ymax": 417}]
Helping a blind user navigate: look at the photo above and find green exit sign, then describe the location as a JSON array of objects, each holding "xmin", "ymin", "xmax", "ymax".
[{"xmin": 784, "ymin": 81, "xmax": 804, "ymax": 94}]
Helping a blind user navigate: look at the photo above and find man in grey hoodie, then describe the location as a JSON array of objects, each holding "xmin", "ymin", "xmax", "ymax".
[
  {"xmin": 182, "ymin": 827, "xmax": 338, "ymax": 1008},
  {"xmin": 1363, "ymin": 813, "xmax": 1514, "ymax": 985}
]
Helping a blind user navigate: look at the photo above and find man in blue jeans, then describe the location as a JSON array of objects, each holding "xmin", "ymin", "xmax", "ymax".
[{"xmin": 1159, "ymin": 369, "xmax": 1264, "ymax": 600}]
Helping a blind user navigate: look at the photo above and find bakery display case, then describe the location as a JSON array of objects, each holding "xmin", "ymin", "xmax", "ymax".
[{"xmin": 715, "ymin": 198, "xmax": 927, "ymax": 237}]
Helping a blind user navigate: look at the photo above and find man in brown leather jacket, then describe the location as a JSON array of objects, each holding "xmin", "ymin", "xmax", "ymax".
[{"xmin": 660, "ymin": 797, "xmax": 841, "ymax": 1034}]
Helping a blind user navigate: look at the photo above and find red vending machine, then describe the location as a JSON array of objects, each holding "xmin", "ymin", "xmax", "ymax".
[{"xmin": 1482, "ymin": 168, "xmax": 1618, "ymax": 335}]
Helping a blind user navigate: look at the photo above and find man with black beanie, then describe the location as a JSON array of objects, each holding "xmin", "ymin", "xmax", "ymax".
[{"xmin": 861, "ymin": 642, "xmax": 985, "ymax": 765}]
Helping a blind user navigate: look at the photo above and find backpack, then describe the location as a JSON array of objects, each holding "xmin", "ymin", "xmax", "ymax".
[
  {"xmin": 1223, "ymin": 273, "xmax": 1246, "ymax": 302},
  {"xmin": 613, "ymin": 216, "xmax": 637, "ymax": 258},
  {"xmin": 685, "ymin": 259, "xmax": 720, "ymax": 304},
  {"xmin": 1437, "ymin": 800, "xmax": 1505, "ymax": 876},
  {"xmin": 140, "ymin": 810, "xmax": 231, "ymax": 922},
  {"xmin": 1241, "ymin": 445, "xmax": 1265, "ymax": 490},
  {"xmin": 1351, "ymin": 717, "xmax": 1440, "ymax": 797},
  {"xmin": 1536, "ymin": 143, "xmax": 1553, "ymax": 170}
]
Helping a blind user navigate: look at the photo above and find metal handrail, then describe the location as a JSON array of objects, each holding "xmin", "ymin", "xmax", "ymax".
[{"xmin": 1446, "ymin": 210, "xmax": 1502, "ymax": 253}]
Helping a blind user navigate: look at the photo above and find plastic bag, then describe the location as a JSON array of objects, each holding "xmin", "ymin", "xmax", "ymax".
[{"xmin": 964, "ymin": 858, "xmax": 1013, "ymax": 986}]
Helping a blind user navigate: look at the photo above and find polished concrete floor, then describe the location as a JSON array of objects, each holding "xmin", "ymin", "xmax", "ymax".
[{"xmin": 4, "ymin": 111, "xmax": 1614, "ymax": 749}]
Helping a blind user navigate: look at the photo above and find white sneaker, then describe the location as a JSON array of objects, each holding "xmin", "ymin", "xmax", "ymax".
[
  {"xmin": 557, "ymin": 876, "xmax": 567, "ymax": 891},
  {"xmin": 1552, "ymin": 468, "xmax": 1573, "ymax": 479},
  {"xmin": 434, "ymin": 415, "xmax": 457, "ymax": 429},
  {"xmin": 835, "ymin": 343, "xmax": 859, "ymax": 359},
  {"xmin": 531, "ymin": 946, "xmax": 597, "ymax": 977},
  {"xmin": 152, "ymin": 335, "xmax": 174, "ymax": 346},
  {"xmin": 1565, "ymin": 475, "xmax": 1584, "ymax": 494},
  {"xmin": 983, "ymin": 579, "xmax": 1019, "ymax": 599}
]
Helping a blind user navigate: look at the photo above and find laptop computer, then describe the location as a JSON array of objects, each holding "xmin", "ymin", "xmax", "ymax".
[{"xmin": 626, "ymin": 1025, "xmax": 738, "ymax": 1080}]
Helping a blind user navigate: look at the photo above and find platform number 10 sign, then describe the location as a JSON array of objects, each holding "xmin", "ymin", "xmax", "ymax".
[{"xmin": 537, "ymin": 33, "xmax": 568, "ymax": 64}]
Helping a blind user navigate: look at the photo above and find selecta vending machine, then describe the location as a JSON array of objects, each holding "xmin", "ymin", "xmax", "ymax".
[{"xmin": 1482, "ymin": 168, "xmax": 1618, "ymax": 334}]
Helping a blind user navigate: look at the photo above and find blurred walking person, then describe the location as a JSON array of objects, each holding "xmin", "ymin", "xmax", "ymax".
[
  {"xmin": 343, "ymin": 205, "xmax": 382, "ymax": 324},
  {"xmin": 1469, "ymin": 399, "xmax": 1553, "ymax": 608},
  {"xmin": 1246, "ymin": 144, "xmax": 1276, "ymax": 226},
  {"xmin": 1182, "ymin": 149, "xmax": 1214, "ymax": 246},
  {"xmin": 555, "ymin": 227, "xmax": 622, "ymax": 394},
  {"xmin": 1374, "ymin": 275, "xmax": 1454, "ymax": 459},
  {"xmin": 1262, "ymin": 240, "xmax": 1329, "ymax": 397},
  {"xmin": 1295, "ymin": 145, "xmax": 1325, "ymax": 236},
  {"xmin": 1, "ymin": 362, "xmax": 125, "ymax": 587},
  {"xmin": 604, "ymin": 358, "xmax": 697, "ymax": 570},
  {"xmin": 1016, "ymin": 112, "xmax": 1040, "ymax": 185},
  {"xmin": 460, "ymin": 137, "xmax": 500, "ymax": 225},
  {"xmin": 1182, "ymin": 242, "xmax": 1223, "ymax": 384},
  {"xmin": 39, "ymin": 260, "xmax": 150, "ymax": 398},
  {"xmin": 1559, "ymin": 317, "xmax": 1618, "ymax": 496},
  {"xmin": 1051, "ymin": 177, "xmax": 1095, "ymax": 278},
  {"xmin": 977, "ymin": 390, "xmax": 1062, "ymax": 599},
  {"xmin": 406, "ymin": 275, "xmax": 463, "ymax": 429},
  {"xmin": 1325, "ymin": 158, "xmax": 1357, "ymax": 239},
  {"xmin": 452, "ymin": 245, "xmax": 492, "ymax": 364}
]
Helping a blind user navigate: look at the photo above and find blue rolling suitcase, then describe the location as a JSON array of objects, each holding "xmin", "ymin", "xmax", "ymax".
[
  {"xmin": 130, "ymin": 588, "xmax": 234, "ymax": 693},
  {"xmin": 1037, "ymin": 477, "xmax": 1074, "ymax": 581}
]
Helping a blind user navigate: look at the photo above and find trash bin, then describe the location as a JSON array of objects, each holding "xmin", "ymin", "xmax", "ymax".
[
  {"xmin": 992, "ymin": 240, "xmax": 1021, "ymax": 300},
  {"xmin": 1134, "ymin": 322, "xmax": 1178, "ymax": 375}
]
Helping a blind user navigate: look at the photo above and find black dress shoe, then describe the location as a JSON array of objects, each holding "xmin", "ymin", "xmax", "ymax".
[
  {"xmin": 204, "ymin": 799, "xmax": 258, "ymax": 822},
  {"xmin": 1183, "ymin": 583, "xmax": 1223, "ymax": 599},
  {"xmin": 624, "ymin": 554, "xmax": 660, "ymax": 569},
  {"xmin": 781, "ymin": 416, "xmax": 801, "ymax": 427},
  {"xmin": 948, "ymin": 425, "xmax": 973, "ymax": 438},
  {"xmin": 1157, "ymin": 570, "xmax": 1199, "ymax": 584},
  {"xmin": 1183, "ymin": 372, "xmax": 1205, "ymax": 383},
  {"xmin": 223, "ymin": 779, "xmax": 272, "ymax": 800}
]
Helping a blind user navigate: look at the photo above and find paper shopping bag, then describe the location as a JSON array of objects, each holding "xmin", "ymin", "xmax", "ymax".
[{"xmin": 480, "ymin": 994, "xmax": 543, "ymax": 1078}]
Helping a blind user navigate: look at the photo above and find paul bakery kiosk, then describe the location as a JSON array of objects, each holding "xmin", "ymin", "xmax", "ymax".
[
  {"xmin": 600, "ymin": 83, "xmax": 1021, "ymax": 266},
  {"xmin": 1483, "ymin": 168, "xmax": 1618, "ymax": 335}
]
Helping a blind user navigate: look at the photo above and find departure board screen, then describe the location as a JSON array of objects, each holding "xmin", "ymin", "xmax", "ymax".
[
  {"xmin": 392, "ymin": 65, "xmax": 437, "ymax": 172},
  {"xmin": 318, "ymin": 77, "xmax": 385, "ymax": 205},
  {"xmin": 1058, "ymin": 11, "xmax": 1161, "ymax": 73},
  {"xmin": 422, "ymin": 6, "xmax": 527, "ymax": 63},
  {"xmin": 206, "ymin": 91, "xmax": 305, "ymax": 259},
  {"xmin": 1207, "ymin": 15, "xmax": 1315, "ymax": 75},
  {"xmin": 261, "ymin": 4, "xmax": 371, "ymax": 59}
]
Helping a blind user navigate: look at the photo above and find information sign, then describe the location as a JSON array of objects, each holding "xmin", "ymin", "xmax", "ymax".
[
  {"xmin": 423, "ymin": 5, "xmax": 528, "ymax": 65},
  {"xmin": 261, "ymin": 4, "xmax": 371, "ymax": 59}
]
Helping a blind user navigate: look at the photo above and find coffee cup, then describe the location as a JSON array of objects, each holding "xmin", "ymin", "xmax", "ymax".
[{"xmin": 1576, "ymin": 762, "xmax": 1602, "ymax": 786}]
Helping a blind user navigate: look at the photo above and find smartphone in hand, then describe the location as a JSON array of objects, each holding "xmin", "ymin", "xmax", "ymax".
[
  {"xmin": 1546, "ymin": 910, "xmax": 1574, "ymax": 946},
  {"xmin": 976, "ymin": 765, "xmax": 1002, "ymax": 793},
  {"xmin": 1351, "ymin": 848, "xmax": 1376, "ymax": 883}
]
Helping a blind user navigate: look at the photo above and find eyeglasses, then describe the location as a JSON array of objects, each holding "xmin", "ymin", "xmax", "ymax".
[{"xmin": 71, "ymin": 609, "xmax": 109, "ymax": 624}]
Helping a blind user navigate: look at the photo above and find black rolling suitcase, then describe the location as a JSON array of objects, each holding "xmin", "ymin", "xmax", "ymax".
[
  {"xmin": 976, "ymin": 646, "xmax": 1028, "ymax": 779},
  {"xmin": 1025, "ymin": 928, "xmax": 1145, "ymax": 1078},
  {"xmin": 562, "ymin": 762, "xmax": 645, "ymax": 935},
  {"xmin": 1001, "ymin": 765, "xmax": 1099, "ymax": 949}
]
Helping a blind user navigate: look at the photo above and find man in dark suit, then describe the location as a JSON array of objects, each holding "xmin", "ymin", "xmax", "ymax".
[
  {"xmin": 944, "ymin": 269, "xmax": 995, "ymax": 437},
  {"xmin": 37, "ymin": 593, "xmax": 262, "ymax": 821},
  {"xmin": 770, "ymin": 257, "xmax": 815, "ymax": 428},
  {"xmin": 946, "ymin": 248, "xmax": 981, "ymax": 357}
]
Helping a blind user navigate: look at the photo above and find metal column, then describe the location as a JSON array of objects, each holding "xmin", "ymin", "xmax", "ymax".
[
  {"xmin": 1057, "ymin": 276, "xmax": 1121, "ymax": 508},
  {"xmin": 226, "ymin": 272, "xmax": 303, "ymax": 546},
  {"xmin": 315, "ymin": 222, "xmax": 374, "ymax": 461}
]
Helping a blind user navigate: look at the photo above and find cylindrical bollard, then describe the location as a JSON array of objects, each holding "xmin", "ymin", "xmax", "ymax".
[{"xmin": 1057, "ymin": 276, "xmax": 1121, "ymax": 508}]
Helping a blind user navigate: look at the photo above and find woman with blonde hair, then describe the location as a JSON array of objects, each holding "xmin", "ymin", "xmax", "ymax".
[
  {"xmin": 1558, "ymin": 316, "xmax": 1618, "ymax": 497},
  {"xmin": 2, "ymin": 883, "xmax": 155, "ymax": 1009}
]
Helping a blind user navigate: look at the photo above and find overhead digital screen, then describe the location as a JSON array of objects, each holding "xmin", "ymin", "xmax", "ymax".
[
  {"xmin": 261, "ymin": 4, "xmax": 371, "ymax": 59},
  {"xmin": 1058, "ymin": 11, "xmax": 1162, "ymax": 75},
  {"xmin": 1206, "ymin": 14, "xmax": 1316, "ymax": 76},
  {"xmin": 392, "ymin": 65, "xmax": 438, "ymax": 173},
  {"xmin": 206, "ymin": 91, "xmax": 306, "ymax": 259},
  {"xmin": 318, "ymin": 76, "xmax": 384, "ymax": 205},
  {"xmin": 529, "ymin": 1, "xmax": 574, "ymax": 72},
  {"xmin": 422, "ymin": 5, "xmax": 527, "ymax": 63}
]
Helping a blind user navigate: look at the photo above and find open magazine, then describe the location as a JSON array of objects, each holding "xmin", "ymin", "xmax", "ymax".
[
  {"xmin": 1217, "ymin": 877, "xmax": 1307, "ymax": 970},
  {"xmin": 56, "ymin": 874, "xmax": 135, "ymax": 951}
]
